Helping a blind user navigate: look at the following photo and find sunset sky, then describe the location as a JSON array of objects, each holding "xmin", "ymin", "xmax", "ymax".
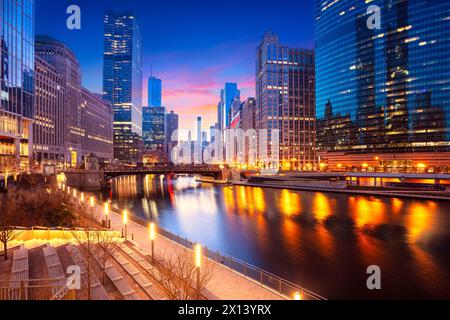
[{"xmin": 36, "ymin": 0, "xmax": 315, "ymax": 132}]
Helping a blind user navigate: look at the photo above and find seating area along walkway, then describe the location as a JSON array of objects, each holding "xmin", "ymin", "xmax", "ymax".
[{"xmin": 104, "ymin": 206, "xmax": 285, "ymax": 300}]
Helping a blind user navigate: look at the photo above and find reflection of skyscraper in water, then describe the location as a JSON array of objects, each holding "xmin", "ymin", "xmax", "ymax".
[
  {"xmin": 355, "ymin": 8, "xmax": 384, "ymax": 149},
  {"xmin": 385, "ymin": 0, "xmax": 409, "ymax": 146},
  {"xmin": 411, "ymin": 90, "xmax": 446, "ymax": 145}
]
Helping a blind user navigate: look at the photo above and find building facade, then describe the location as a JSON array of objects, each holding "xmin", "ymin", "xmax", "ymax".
[
  {"xmin": 315, "ymin": 0, "xmax": 450, "ymax": 172},
  {"xmin": 103, "ymin": 10, "xmax": 143, "ymax": 163},
  {"xmin": 81, "ymin": 89, "xmax": 114, "ymax": 162},
  {"xmin": 35, "ymin": 35, "xmax": 82, "ymax": 167},
  {"xmin": 165, "ymin": 110, "xmax": 179, "ymax": 156},
  {"xmin": 33, "ymin": 57, "xmax": 65, "ymax": 163},
  {"xmin": 256, "ymin": 32, "xmax": 316, "ymax": 171},
  {"xmin": 148, "ymin": 76, "xmax": 162, "ymax": 107},
  {"xmin": 143, "ymin": 106, "xmax": 166, "ymax": 152},
  {"xmin": 0, "ymin": 0, "xmax": 34, "ymax": 171},
  {"xmin": 217, "ymin": 83, "xmax": 240, "ymax": 131}
]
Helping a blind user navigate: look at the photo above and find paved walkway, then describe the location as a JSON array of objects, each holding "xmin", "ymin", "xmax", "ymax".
[{"xmin": 98, "ymin": 204, "xmax": 285, "ymax": 300}]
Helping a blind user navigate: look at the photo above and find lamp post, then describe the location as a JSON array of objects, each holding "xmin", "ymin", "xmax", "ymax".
[
  {"xmin": 123, "ymin": 210, "xmax": 128, "ymax": 240},
  {"xmin": 104, "ymin": 202, "xmax": 110, "ymax": 229},
  {"xmin": 194, "ymin": 243, "xmax": 202, "ymax": 300},
  {"xmin": 89, "ymin": 196, "xmax": 95, "ymax": 216},
  {"xmin": 81, "ymin": 192, "xmax": 85, "ymax": 203},
  {"xmin": 67, "ymin": 186, "xmax": 71, "ymax": 195},
  {"xmin": 149, "ymin": 223, "xmax": 156, "ymax": 262},
  {"xmin": 73, "ymin": 189, "xmax": 77, "ymax": 198}
]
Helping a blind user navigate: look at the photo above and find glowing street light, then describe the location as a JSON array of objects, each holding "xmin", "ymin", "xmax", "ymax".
[
  {"xmin": 194, "ymin": 243, "xmax": 203, "ymax": 299},
  {"xmin": 58, "ymin": 183, "xmax": 62, "ymax": 189},
  {"xmin": 81, "ymin": 192, "xmax": 85, "ymax": 202},
  {"xmin": 73, "ymin": 189, "xmax": 77, "ymax": 198},
  {"xmin": 149, "ymin": 222, "xmax": 156, "ymax": 262},
  {"xmin": 90, "ymin": 196, "xmax": 95, "ymax": 208},
  {"xmin": 67, "ymin": 186, "xmax": 71, "ymax": 195},
  {"xmin": 104, "ymin": 202, "xmax": 111, "ymax": 229},
  {"xmin": 123, "ymin": 210, "xmax": 128, "ymax": 240},
  {"xmin": 294, "ymin": 291, "xmax": 303, "ymax": 300}
]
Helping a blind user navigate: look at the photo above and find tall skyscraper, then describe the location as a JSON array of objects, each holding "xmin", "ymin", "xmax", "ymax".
[
  {"xmin": 148, "ymin": 76, "xmax": 162, "ymax": 107},
  {"xmin": 315, "ymin": 0, "xmax": 450, "ymax": 171},
  {"xmin": 217, "ymin": 83, "xmax": 240, "ymax": 131},
  {"xmin": 143, "ymin": 106, "xmax": 166, "ymax": 152},
  {"xmin": 103, "ymin": 10, "xmax": 143, "ymax": 163},
  {"xmin": 256, "ymin": 32, "xmax": 316, "ymax": 171},
  {"xmin": 196, "ymin": 116, "xmax": 202, "ymax": 163},
  {"xmin": 0, "ymin": 0, "xmax": 35, "ymax": 170},
  {"xmin": 35, "ymin": 35, "xmax": 82, "ymax": 166},
  {"xmin": 165, "ymin": 110, "xmax": 179, "ymax": 155}
]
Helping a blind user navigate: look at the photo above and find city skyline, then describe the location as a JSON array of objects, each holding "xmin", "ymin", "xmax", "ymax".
[{"xmin": 35, "ymin": 0, "xmax": 315, "ymax": 130}]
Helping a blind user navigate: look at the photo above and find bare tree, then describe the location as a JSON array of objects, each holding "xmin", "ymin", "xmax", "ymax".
[
  {"xmin": 95, "ymin": 230, "xmax": 119, "ymax": 285},
  {"xmin": 72, "ymin": 230, "xmax": 97, "ymax": 301},
  {"xmin": 0, "ymin": 194, "xmax": 22, "ymax": 260},
  {"xmin": 0, "ymin": 157, "xmax": 18, "ymax": 190},
  {"xmin": 155, "ymin": 248, "xmax": 214, "ymax": 300}
]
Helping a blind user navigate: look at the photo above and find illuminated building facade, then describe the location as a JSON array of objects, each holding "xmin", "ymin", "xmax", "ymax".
[
  {"xmin": 143, "ymin": 106, "xmax": 166, "ymax": 152},
  {"xmin": 81, "ymin": 89, "xmax": 114, "ymax": 162},
  {"xmin": 35, "ymin": 35, "xmax": 82, "ymax": 167},
  {"xmin": 103, "ymin": 10, "xmax": 143, "ymax": 163},
  {"xmin": 315, "ymin": 0, "xmax": 450, "ymax": 171},
  {"xmin": 33, "ymin": 57, "xmax": 65, "ymax": 163},
  {"xmin": 0, "ymin": 0, "xmax": 34, "ymax": 171},
  {"xmin": 256, "ymin": 32, "xmax": 316, "ymax": 170}
]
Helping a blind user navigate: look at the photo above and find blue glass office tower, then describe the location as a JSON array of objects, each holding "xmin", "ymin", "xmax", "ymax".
[
  {"xmin": 0, "ymin": 0, "xmax": 34, "ymax": 170},
  {"xmin": 315, "ymin": 0, "xmax": 450, "ymax": 171},
  {"xmin": 142, "ymin": 106, "xmax": 166, "ymax": 152},
  {"xmin": 217, "ymin": 83, "xmax": 240, "ymax": 131},
  {"xmin": 103, "ymin": 10, "xmax": 143, "ymax": 163},
  {"xmin": 148, "ymin": 76, "xmax": 162, "ymax": 107}
]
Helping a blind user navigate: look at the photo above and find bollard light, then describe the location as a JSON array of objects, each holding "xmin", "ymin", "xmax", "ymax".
[
  {"xmin": 104, "ymin": 202, "xmax": 110, "ymax": 216},
  {"xmin": 195, "ymin": 243, "xmax": 202, "ymax": 299},
  {"xmin": 195, "ymin": 243, "xmax": 202, "ymax": 268},
  {"xmin": 294, "ymin": 291, "xmax": 302, "ymax": 300},
  {"xmin": 149, "ymin": 222, "xmax": 156, "ymax": 241},
  {"xmin": 149, "ymin": 222, "xmax": 156, "ymax": 262},
  {"xmin": 123, "ymin": 210, "xmax": 128, "ymax": 240}
]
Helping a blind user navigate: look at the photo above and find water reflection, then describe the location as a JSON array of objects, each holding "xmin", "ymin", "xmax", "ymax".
[{"xmin": 101, "ymin": 175, "xmax": 450, "ymax": 299}]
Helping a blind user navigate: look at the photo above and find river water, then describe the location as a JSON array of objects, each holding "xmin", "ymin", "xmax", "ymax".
[{"xmin": 98, "ymin": 175, "xmax": 450, "ymax": 299}]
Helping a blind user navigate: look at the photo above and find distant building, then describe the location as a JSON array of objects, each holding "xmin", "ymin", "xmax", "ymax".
[
  {"xmin": 241, "ymin": 98, "xmax": 257, "ymax": 132},
  {"xmin": 229, "ymin": 97, "xmax": 243, "ymax": 130},
  {"xmin": 33, "ymin": 57, "xmax": 65, "ymax": 163},
  {"xmin": 81, "ymin": 89, "xmax": 114, "ymax": 162},
  {"xmin": 256, "ymin": 32, "xmax": 316, "ymax": 170},
  {"xmin": 36, "ymin": 35, "xmax": 83, "ymax": 167},
  {"xmin": 143, "ymin": 106, "xmax": 166, "ymax": 152},
  {"xmin": 165, "ymin": 110, "xmax": 179, "ymax": 157},
  {"xmin": 103, "ymin": 10, "xmax": 143, "ymax": 163},
  {"xmin": 217, "ymin": 83, "xmax": 240, "ymax": 131},
  {"xmin": 148, "ymin": 76, "xmax": 162, "ymax": 107}
]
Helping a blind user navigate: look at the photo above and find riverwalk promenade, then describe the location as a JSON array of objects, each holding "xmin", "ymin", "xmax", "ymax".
[{"xmin": 103, "ymin": 204, "xmax": 287, "ymax": 300}]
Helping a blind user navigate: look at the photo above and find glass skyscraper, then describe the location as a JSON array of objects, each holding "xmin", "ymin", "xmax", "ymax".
[
  {"xmin": 103, "ymin": 10, "xmax": 143, "ymax": 163},
  {"xmin": 0, "ymin": 0, "xmax": 34, "ymax": 171},
  {"xmin": 148, "ymin": 76, "xmax": 162, "ymax": 107},
  {"xmin": 143, "ymin": 106, "xmax": 166, "ymax": 152},
  {"xmin": 217, "ymin": 83, "xmax": 240, "ymax": 131},
  {"xmin": 315, "ymin": 0, "xmax": 450, "ymax": 171}
]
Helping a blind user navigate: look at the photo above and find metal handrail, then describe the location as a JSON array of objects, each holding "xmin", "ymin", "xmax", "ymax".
[{"xmin": 107, "ymin": 206, "xmax": 326, "ymax": 300}]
